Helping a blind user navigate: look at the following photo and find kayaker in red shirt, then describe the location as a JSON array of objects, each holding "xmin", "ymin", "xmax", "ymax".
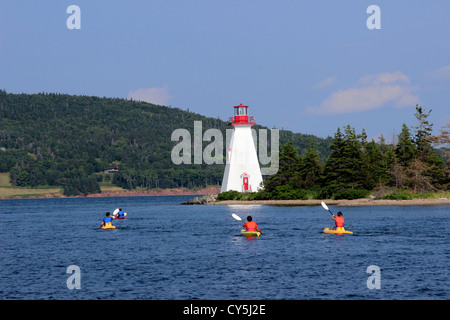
[
  {"xmin": 331, "ymin": 211, "xmax": 345, "ymax": 230},
  {"xmin": 243, "ymin": 216, "xmax": 262, "ymax": 234}
]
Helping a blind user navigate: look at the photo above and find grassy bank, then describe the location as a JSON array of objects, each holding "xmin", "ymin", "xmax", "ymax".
[
  {"xmin": 0, "ymin": 173, "xmax": 63, "ymax": 199},
  {"xmin": 376, "ymin": 189, "xmax": 450, "ymax": 200},
  {"xmin": 0, "ymin": 172, "xmax": 128, "ymax": 199}
]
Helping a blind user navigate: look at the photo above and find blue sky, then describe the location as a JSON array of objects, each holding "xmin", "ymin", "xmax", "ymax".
[{"xmin": 1, "ymin": 0, "xmax": 449, "ymax": 141}]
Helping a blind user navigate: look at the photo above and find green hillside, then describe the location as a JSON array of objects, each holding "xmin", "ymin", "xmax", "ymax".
[{"xmin": 0, "ymin": 90, "xmax": 332, "ymax": 196}]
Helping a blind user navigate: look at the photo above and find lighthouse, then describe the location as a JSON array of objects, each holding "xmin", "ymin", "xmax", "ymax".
[{"xmin": 221, "ymin": 103, "xmax": 263, "ymax": 193}]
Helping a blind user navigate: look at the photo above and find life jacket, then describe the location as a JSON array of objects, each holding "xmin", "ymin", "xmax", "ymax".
[
  {"xmin": 335, "ymin": 216, "xmax": 344, "ymax": 228},
  {"xmin": 104, "ymin": 216, "xmax": 112, "ymax": 223},
  {"xmin": 118, "ymin": 210, "xmax": 124, "ymax": 217},
  {"xmin": 244, "ymin": 221, "xmax": 258, "ymax": 232}
]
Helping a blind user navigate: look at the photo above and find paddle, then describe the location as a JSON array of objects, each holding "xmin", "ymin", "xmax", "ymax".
[
  {"xmin": 112, "ymin": 208, "xmax": 119, "ymax": 219},
  {"xmin": 232, "ymin": 213, "xmax": 242, "ymax": 221},
  {"xmin": 321, "ymin": 201, "xmax": 334, "ymax": 216}
]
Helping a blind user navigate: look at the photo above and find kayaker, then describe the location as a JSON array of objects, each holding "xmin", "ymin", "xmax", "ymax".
[
  {"xmin": 117, "ymin": 208, "xmax": 125, "ymax": 218},
  {"xmin": 243, "ymin": 216, "xmax": 262, "ymax": 234},
  {"xmin": 331, "ymin": 211, "xmax": 345, "ymax": 230},
  {"xmin": 100, "ymin": 212, "xmax": 113, "ymax": 228}
]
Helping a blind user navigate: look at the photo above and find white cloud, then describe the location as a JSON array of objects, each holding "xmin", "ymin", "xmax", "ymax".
[
  {"xmin": 128, "ymin": 86, "xmax": 171, "ymax": 105},
  {"xmin": 427, "ymin": 65, "xmax": 450, "ymax": 81},
  {"xmin": 314, "ymin": 76, "xmax": 337, "ymax": 89},
  {"xmin": 358, "ymin": 71, "xmax": 410, "ymax": 86},
  {"xmin": 307, "ymin": 71, "xmax": 419, "ymax": 115}
]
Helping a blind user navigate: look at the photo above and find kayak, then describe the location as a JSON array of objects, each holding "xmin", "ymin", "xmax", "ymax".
[
  {"xmin": 323, "ymin": 227, "xmax": 353, "ymax": 235},
  {"xmin": 241, "ymin": 229, "xmax": 261, "ymax": 237},
  {"xmin": 114, "ymin": 216, "xmax": 127, "ymax": 220},
  {"xmin": 101, "ymin": 222, "xmax": 116, "ymax": 230}
]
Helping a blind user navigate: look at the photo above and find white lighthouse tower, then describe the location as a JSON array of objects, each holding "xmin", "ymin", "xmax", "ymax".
[{"xmin": 221, "ymin": 103, "xmax": 263, "ymax": 193}]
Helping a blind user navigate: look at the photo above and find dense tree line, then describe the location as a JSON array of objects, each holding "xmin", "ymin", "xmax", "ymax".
[
  {"xmin": 220, "ymin": 106, "xmax": 449, "ymax": 201},
  {"xmin": 0, "ymin": 91, "xmax": 331, "ymax": 196},
  {"xmin": 4, "ymin": 91, "xmax": 445, "ymax": 199}
]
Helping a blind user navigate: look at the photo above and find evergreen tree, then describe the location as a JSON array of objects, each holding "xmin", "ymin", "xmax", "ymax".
[
  {"xmin": 361, "ymin": 140, "xmax": 383, "ymax": 189},
  {"xmin": 300, "ymin": 138, "xmax": 322, "ymax": 188},
  {"xmin": 323, "ymin": 126, "xmax": 365, "ymax": 191},
  {"xmin": 395, "ymin": 123, "xmax": 416, "ymax": 167},
  {"xmin": 377, "ymin": 134, "xmax": 395, "ymax": 186},
  {"xmin": 423, "ymin": 153, "xmax": 448, "ymax": 190},
  {"xmin": 263, "ymin": 142, "xmax": 302, "ymax": 192},
  {"xmin": 321, "ymin": 127, "xmax": 344, "ymax": 192},
  {"xmin": 341, "ymin": 125, "xmax": 364, "ymax": 189},
  {"xmin": 413, "ymin": 105, "xmax": 433, "ymax": 162}
]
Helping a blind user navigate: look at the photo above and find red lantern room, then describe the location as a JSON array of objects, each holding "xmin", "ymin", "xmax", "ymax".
[{"xmin": 229, "ymin": 103, "xmax": 255, "ymax": 125}]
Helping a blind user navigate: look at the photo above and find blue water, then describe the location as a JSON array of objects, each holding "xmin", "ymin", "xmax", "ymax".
[{"xmin": 0, "ymin": 196, "xmax": 448, "ymax": 300}]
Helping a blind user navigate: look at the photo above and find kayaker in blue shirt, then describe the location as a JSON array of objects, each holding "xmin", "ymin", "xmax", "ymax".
[
  {"xmin": 114, "ymin": 208, "xmax": 128, "ymax": 219},
  {"xmin": 100, "ymin": 212, "xmax": 113, "ymax": 228}
]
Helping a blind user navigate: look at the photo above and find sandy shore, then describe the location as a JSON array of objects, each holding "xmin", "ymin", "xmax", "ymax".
[
  {"xmin": 212, "ymin": 198, "xmax": 450, "ymax": 206},
  {"xmin": 85, "ymin": 186, "xmax": 222, "ymax": 198},
  {"xmin": 2, "ymin": 185, "xmax": 449, "ymax": 206}
]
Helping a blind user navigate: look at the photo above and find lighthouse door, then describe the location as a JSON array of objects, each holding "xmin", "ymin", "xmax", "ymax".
[{"xmin": 243, "ymin": 176, "xmax": 249, "ymax": 192}]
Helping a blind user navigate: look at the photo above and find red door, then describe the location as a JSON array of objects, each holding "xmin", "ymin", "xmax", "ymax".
[{"xmin": 243, "ymin": 176, "xmax": 249, "ymax": 191}]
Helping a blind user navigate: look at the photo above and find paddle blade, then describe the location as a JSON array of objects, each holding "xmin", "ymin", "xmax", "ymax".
[
  {"xmin": 232, "ymin": 213, "xmax": 242, "ymax": 221},
  {"xmin": 321, "ymin": 201, "xmax": 329, "ymax": 211}
]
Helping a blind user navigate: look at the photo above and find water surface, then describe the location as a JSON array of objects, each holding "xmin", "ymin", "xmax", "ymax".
[{"xmin": 1, "ymin": 196, "xmax": 448, "ymax": 299}]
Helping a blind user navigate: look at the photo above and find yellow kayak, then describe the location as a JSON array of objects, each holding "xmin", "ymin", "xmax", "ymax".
[
  {"xmin": 241, "ymin": 229, "xmax": 261, "ymax": 237},
  {"xmin": 101, "ymin": 222, "xmax": 116, "ymax": 230},
  {"xmin": 323, "ymin": 227, "xmax": 353, "ymax": 235}
]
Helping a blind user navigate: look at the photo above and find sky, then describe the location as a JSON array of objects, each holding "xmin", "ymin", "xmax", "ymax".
[{"xmin": 1, "ymin": 0, "xmax": 449, "ymax": 142}]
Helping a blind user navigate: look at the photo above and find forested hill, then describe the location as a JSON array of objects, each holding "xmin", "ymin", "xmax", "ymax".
[{"xmin": 0, "ymin": 90, "xmax": 332, "ymax": 195}]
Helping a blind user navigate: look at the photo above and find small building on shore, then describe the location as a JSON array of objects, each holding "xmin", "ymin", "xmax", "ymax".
[{"xmin": 103, "ymin": 167, "xmax": 119, "ymax": 174}]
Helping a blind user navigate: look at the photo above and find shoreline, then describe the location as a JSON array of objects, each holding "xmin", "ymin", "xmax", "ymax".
[
  {"xmin": 212, "ymin": 198, "xmax": 450, "ymax": 206},
  {"xmin": 85, "ymin": 186, "xmax": 222, "ymax": 198},
  {"xmin": 0, "ymin": 186, "xmax": 222, "ymax": 200},
  {"xmin": 1, "ymin": 187, "xmax": 449, "ymax": 206}
]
